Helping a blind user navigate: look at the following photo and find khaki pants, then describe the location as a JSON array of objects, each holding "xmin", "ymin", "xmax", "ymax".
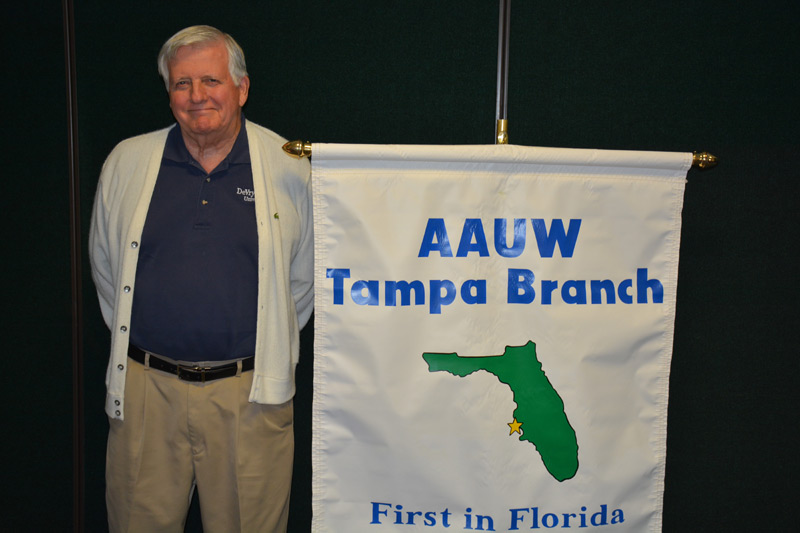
[{"xmin": 106, "ymin": 356, "xmax": 294, "ymax": 533}]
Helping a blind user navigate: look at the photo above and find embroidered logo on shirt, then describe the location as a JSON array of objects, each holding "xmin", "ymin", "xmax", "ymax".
[{"xmin": 236, "ymin": 188, "xmax": 255, "ymax": 202}]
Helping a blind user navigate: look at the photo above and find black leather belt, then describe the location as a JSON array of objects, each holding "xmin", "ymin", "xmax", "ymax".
[{"xmin": 128, "ymin": 344, "xmax": 254, "ymax": 383}]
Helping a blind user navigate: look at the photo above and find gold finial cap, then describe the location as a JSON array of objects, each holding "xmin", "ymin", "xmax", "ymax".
[
  {"xmin": 692, "ymin": 151, "xmax": 718, "ymax": 169},
  {"xmin": 283, "ymin": 140, "xmax": 312, "ymax": 158}
]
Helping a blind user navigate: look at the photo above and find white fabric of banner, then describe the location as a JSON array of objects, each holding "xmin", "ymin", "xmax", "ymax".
[{"xmin": 310, "ymin": 144, "xmax": 691, "ymax": 532}]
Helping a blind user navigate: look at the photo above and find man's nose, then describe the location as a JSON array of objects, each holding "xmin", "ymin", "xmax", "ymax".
[{"xmin": 190, "ymin": 83, "xmax": 206, "ymax": 102}]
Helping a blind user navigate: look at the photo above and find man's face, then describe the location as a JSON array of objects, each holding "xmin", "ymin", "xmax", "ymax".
[{"xmin": 167, "ymin": 41, "xmax": 249, "ymax": 140}]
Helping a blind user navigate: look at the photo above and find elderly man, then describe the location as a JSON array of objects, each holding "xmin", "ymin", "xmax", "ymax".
[{"xmin": 89, "ymin": 25, "xmax": 313, "ymax": 532}]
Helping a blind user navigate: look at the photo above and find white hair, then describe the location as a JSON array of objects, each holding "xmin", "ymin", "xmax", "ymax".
[{"xmin": 157, "ymin": 25, "xmax": 248, "ymax": 91}]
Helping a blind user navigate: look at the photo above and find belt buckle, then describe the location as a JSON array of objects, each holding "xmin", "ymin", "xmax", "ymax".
[{"xmin": 177, "ymin": 364, "xmax": 211, "ymax": 383}]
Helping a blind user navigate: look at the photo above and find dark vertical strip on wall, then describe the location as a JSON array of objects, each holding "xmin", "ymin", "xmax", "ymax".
[{"xmin": 63, "ymin": 0, "xmax": 84, "ymax": 530}]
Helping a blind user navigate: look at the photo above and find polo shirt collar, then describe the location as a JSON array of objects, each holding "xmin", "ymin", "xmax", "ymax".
[{"xmin": 163, "ymin": 114, "xmax": 250, "ymax": 174}]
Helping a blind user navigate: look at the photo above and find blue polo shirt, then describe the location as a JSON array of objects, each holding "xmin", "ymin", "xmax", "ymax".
[{"xmin": 130, "ymin": 120, "xmax": 258, "ymax": 362}]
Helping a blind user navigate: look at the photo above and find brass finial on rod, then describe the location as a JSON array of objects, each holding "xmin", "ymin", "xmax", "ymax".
[
  {"xmin": 282, "ymin": 140, "xmax": 312, "ymax": 158},
  {"xmin": 496, "ymin": 119, "xmax": 509, "ymax": 145},
  {"xmin": 692, "ymin": 151, "xmax": 718, "ymax": 169}
]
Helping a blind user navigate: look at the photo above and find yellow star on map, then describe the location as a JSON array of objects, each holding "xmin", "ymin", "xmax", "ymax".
[{"xmin": 508, "ymin": 418, "xmax": 523, "ymax": 435}]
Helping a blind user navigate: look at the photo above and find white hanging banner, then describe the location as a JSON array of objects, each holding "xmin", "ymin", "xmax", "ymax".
[{"xmin": 310, "ymin": 144, "xmax": 691, "ymax": 532}]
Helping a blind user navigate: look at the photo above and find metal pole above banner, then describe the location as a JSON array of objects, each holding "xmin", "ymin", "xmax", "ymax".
[{"xmin": 495, "ymin": 0, "xmax": 511, "ymax": 144}]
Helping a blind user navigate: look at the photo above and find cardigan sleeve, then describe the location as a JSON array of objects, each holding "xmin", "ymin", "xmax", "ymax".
[
  {"xmin": 291, "ymin": 159, "xmax": 314, "ymax": 329},
  {"xmin": 88, "ymin": 157, "xmax": 117, "ymax": 329}
]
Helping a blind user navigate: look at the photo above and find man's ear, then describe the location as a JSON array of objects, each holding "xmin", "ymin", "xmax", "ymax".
[{"xmin": 238, "ymin": 76, "xmax": 250, "ymax": 107}]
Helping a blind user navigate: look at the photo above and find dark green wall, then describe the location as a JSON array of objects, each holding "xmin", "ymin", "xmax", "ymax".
[
  {"xmin": 7, "ymin": 1, "xmax": 797, "ymax": 530},
  {"xmin": 4, "ymin": 2, "xmax": 73, "ymax": 531}
]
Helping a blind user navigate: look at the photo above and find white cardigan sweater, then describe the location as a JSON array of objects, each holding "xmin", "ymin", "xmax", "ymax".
[{"xmin": 89, "ymin": 120, "xmax": 313, "ymax": 420}]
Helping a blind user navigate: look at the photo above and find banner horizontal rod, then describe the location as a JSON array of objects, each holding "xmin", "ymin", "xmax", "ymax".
[{"xmin": 281, "ymin": 141, "xmax": 718, "ymax": 169}]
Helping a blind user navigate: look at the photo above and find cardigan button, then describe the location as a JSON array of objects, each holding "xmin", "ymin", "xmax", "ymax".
[{"xmin": 131, "ymin": 241, "xmax": 138, "ymax": 248}]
